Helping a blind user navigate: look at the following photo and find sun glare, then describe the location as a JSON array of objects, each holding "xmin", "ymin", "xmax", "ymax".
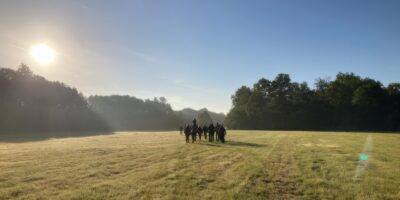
[{"xmin": 30, "ymin": 44, "xmax": 55, "ymax": 65}]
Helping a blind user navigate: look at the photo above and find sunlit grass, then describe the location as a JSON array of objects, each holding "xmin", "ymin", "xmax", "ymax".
[{"xmin": 0, "ymin": 131, "xmax": 399, "ymax": 199}]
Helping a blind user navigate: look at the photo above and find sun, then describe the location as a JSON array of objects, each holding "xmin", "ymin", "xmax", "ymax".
[{"xmin": 30, "ymin": 44, "xmax": 55, "ymax": 65}]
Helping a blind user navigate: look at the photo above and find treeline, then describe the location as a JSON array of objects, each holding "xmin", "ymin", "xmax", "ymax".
[
  {"xmin": 88, "ymin": 95, "xmax": 180, "ymax": 130},
  {"xmin": 0, "ymin": 65, "xmax": 109, "ymax": 132},
  {"xmin": 179, "ymin": 108, "xmax": 225, "ymax": 125},
  {"xmin": 88, "ymin": 96, "xmax": 225, "ymax": 130},
  {"xmin": 225, "ymin": 73, "xmax": 400, "ymax": 131},
  {"xmin": 0, "ymin": 64, "xmax": 225, "ymax": 133}
]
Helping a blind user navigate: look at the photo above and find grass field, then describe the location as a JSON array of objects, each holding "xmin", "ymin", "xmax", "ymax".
[{"xmin": 0, "ymin": 131, "xmax": 399, "ymax": 200}]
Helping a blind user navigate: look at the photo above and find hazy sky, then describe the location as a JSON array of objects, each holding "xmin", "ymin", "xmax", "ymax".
[{"xmin": 1, "ymin": 0, "xmax": 400, "ymax": 113}]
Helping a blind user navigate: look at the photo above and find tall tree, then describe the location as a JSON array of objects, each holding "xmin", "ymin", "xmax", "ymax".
[
  {"xmin": 0, "ymin": 65, "xmax": 110, "ymax": 132},
  {"xmin": 226, "ymin": 72, "xmax": 400, "ymax": 131}
]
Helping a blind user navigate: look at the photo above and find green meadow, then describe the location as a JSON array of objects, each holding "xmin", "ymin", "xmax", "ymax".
[{"xmin": 0, "ymin": 131, "xmax": 399, "ymax": 200}]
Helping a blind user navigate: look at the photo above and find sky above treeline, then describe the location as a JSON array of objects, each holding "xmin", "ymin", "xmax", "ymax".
[{"xmin": 1, "ymin": 0, "xmax": 400, "ymax": 113}]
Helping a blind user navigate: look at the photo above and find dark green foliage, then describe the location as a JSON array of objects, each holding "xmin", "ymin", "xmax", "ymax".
[
  {"xmin": 0, "ymin": 64, "xmax": 110, "ymax": 132},
  {"xmin": 226, "ymin": 73, "xmax": 400, "ymax": 131},
  {"xmin": 0, "ymin": 65, "xmax": 225, "ymax": 132}
]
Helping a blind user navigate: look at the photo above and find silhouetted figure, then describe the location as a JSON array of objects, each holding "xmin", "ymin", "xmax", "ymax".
[
  {"xmin": 192, "ymin": 118, "xmax": 197, "ymax": 126},
  {"xmin": 191, "ymin": 124, "xmax": 198, "ymax": 143},
  {"xmin": 218, "ymin": 124, "xmax": 226, "ymax": 143},
  {"xmin": 203, "ymin": 125, "xmax": 208, "ymax": 140},
  {"xmin": 184, "ymin": 125, "xmax": 191, "ymax": 143},
  {"xmin": 179, "ymin": 126, "xmax": 183, "ymax": 135},
  {"xmin": 215, "ymin": 123, "xmax": 220, "ymax": 142},
  {"xmin": 208, "ymin": 123, "xmax": 215, "ymax": 142},
  {"xmin": 198, "ymin": 126, "xmax": 203, "ymax": 140}
]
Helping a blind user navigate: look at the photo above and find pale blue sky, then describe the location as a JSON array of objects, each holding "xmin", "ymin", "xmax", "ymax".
[{"xmin": 1, "ymin": 0, "xmax": 400, "ymax": 113}]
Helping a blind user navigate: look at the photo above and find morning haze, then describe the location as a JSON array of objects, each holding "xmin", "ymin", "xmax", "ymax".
[
  {"xmin": 1, "ymin": 0, "xmax": 400, "ymax": 113},
  {"xmin": 1, "ymin": 1, "xmax": 400, "ymax": 199}
]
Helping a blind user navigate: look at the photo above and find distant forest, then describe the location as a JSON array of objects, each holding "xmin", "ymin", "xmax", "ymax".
[
  {"xmin": 0, "ymin": 65, "xmax": 224, "ymax": 133},
  {"xmin": 225, "ymin": 73, "xmax": 400, "ymax": 131},
  {"xmin": 2, "ymin": 64, "xmax": 400, "ymax": 133},
  {"xmin": 0, "ymin": 65, "xmax": 109, "ymax": 132},
  {"xmin": 88, "ymin": 96, "xmax": 225, "ymax": 131}
]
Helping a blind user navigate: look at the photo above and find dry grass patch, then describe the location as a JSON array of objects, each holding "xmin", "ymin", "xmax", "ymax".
[{"xmin": 0, "ymin": 131, "xmax": 399, "ymax": 199}]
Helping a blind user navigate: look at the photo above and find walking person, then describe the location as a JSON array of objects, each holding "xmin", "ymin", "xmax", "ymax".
[
  {"xmin": 203, "ymin": 125, "xmax": 208, "ymax": 140},
  {"xmin": 215, "ymin": 123, "xmax": 220, "ymax": 142},
  {"xmin": 191, "ymin": 124, "xmax": 198, "ymax": 143},
  {"xmin": 198, "ymin": 126, "xmax": 203, "ymax": 141},
  {"xmin": 184, "ymin": 125, "xmax": 191, "ymax": 143},
  {"xmin": 208, "ymin": 123, "xmax": 215, "ymax": 142},
  {"xmin": 218, "ymin": 124, "xmax": 226, "ymax": 144}
]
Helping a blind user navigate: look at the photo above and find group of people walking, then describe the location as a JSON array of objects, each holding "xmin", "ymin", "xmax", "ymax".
[{"xmin": 180, "ymin": 119, "xmax": 226, "ymax": 144}]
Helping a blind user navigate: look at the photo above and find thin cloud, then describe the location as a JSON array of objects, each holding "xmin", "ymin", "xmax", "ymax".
[
  {"xmin": 172, "ymin": 79, "xmax": 220, "ymax": 95},
  {"xmin": 124, "ymin": 48, "xmax": 159, "ymax": 64}
]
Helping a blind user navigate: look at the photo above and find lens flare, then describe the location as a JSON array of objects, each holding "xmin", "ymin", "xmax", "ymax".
[{"xmin": 361, "ymin": 154, "xmax": 367, "ymax": 161}]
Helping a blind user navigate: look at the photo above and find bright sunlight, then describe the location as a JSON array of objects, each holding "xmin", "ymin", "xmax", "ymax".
[{"xmin": 30, "ymin": 44, "xmax": 55, "ymax": 65}]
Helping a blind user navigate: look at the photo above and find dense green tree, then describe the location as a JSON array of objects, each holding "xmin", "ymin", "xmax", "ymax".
[
  {"xmin": 0, "ymin": 65, "xmax": 110, "ymax": 132},
  {"xmin": 0, "ymin": 65, "xmax": 225, "ymax": 133},
  {"xmin": 225, "ymin": 86, "xmax": 253, "ymax": 129},
  {"xmin": 226, "ymin": 73, "xmax": 400, "ymax": 131}
]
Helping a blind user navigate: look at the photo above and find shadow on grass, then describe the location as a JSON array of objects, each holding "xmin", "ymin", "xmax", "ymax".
[
  {"xmin": 0, "ymin": 131, "xmax": 115, "ymax": 143},
  {"xmin": 225, "ymin": 141, "xmax": 266, "ymax": 147},
  {"xmin": 201, "ymin": 143, "xmax": 222, "ymax": 147},
  {"xmin": 197, "ymin": 141, "xmax": 266, "ymax": 148}
]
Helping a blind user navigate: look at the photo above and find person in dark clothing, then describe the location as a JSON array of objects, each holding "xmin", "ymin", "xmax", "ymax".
[
  {"xmin": 198, "ymin": 126, "xmax": 203, "ymax": 141},
  {"xmin": 208, "ymin": 123, "xmax": 215, "ymax": 142},
  {"xmin": 215, "ymin": 123, "xmax": 220, "ymax": 142},
  {"xmin": 191, "ymin": 124, "xmax": 198, "ymax": 143},
  {"xmin": 203, "ymin": 125, "xmax": 208, "ymax": 140},
  {"xmin": 218, "ymin": 124, "xmax": 226, "ymax": 143},
  {"xmin": 184, "ymin": 125, "xmax": 191, "ymax": 143}
]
